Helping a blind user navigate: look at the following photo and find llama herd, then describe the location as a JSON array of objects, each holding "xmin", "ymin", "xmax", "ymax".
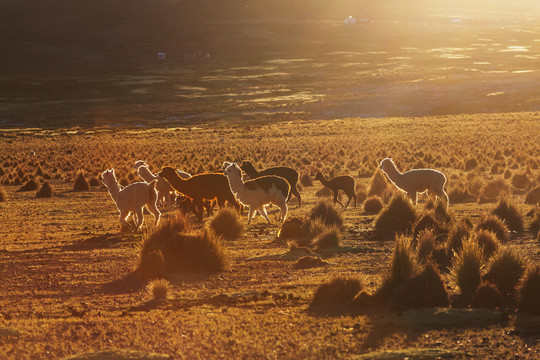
[{"xmin": 101, "ymin": 158, "xmax": 449, "ymax": 231}]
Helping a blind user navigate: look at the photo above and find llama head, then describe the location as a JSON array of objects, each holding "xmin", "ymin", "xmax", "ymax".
[
  {"xmin": 240, "ymin": 160, "xmax": 254, "ymax": 172},
  {"xmin": 134, "ymin": 160, "xmax": 147, "ymax": 170},
  {"xmin": 314, "ymin": 171, "xmax": 324, "ymax": 181},
  {"xmin": 223, "ymin": 161, "xmax": 233, "ymax": 171},
  {"xmin": 379, "ymin": 158, "xmax": 394, "ymax": 172},
  {"xmin": 100, "ymin": 169, "xmax": 117, "ymax": 187},
  {"xmin": 223, "ymin": 162, "xmax": 241, "ymax": 178},
  {"xmin": 157, "ymin": 166, "xmax": 176, "ymax": 178}
]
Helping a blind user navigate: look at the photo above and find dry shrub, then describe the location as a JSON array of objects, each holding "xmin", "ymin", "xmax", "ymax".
[
  {"xmin": 313, "ymin": 226, "xmax": 341, "ymax": 250},
  {"xmin": 277, "ymin": 216, "xmax": 310, "ymax": 240},
  {"xmin": 483, "ymin": 246, "xmax": 526, "ymax": 296},
  {"xmin": 479, "ymin": 179, "xmax": 509, "ymax": 202},
  {"xmin": 300, "ymin": 173, "xmax": 313, "ymax": 187},
  {"xmin": 139, "ymin": 213, "xmax": 227, "ymax": 273},
  {"xmin": 389, "ymin": 260, "xmax": 449, "ymax": 310},
  {"xmin": 530, "ymin": 210, "xmax": 540, "ymax": 237},
  {"xmin": 137, "ymin": 250, "xmax": 167, "ymax": 281},
  {"xmin": 416, "ymin": 229, "xmax": 437, "ymax": 264},
  {"xmin": 525, "ymin": 186, "xmax": 540, "ymax": 205},
  {"xmin": 16, "ymin": 179, "xmax": 38, "ymax": 192},
  {"xmin": 464, "ymin": 158, "xmax": 478, "ymax": 171},
  {"xmin": 89, "ymin": 177, "xmax": 100, "ymax": 187},
  {"xmin": 73, "ymin": 173, "xmax": 90, "ymax": 191},
  {"xmin": 511, "ymin": 172, "xmax": 531, "ymax": 190},
  {"xmin": 368, "ymin": 169, "xmax": 388, "ymax": 197},
  {"xmin": 363, "ymin": 195, "xmax": 383, "ymax": 214},
  {"xmin": 492, "ymin": 198, "xmax": 523, "ymax": 233},
  {"xmin": 147, "ymin": 278, "xmax": 169, "ymax": 300},
  {"xmin": 309, "ymin": 276, "xmax": 363, "ymax": 309},
  {"xmin": 517, "ymin": 264, "xmax": 540, "ymax": 315},
  {"xmin": 374, "ymin": 193, "xmax": 417, "ymax": 235},
  {"xmin": 309, "ymin": 201, "xmax": 344, "ymax": 229},
  {"xmin": 0, "ymin": 186, "xmax": 6, "ymax": 202},
  {"xmin": 471, "ymin": 282, "xmax": 504, "ymax": 309},
  {"xmin": 475, "ymin": 214, "xmax": 508, "ymax": 243},
  {"xmin": 387, "ymin": 236, "xmax": 419, "ymax": 288},
  {"xmin": 413, "ymin": 214, "xmax": 447, "ymax": 247},
  {"xmin": 448, "ymin": 185, "xmax": 476, "ymax": 203},
  {"xmin": 209, "ymin": 207, "xmax": 244, "ymax": 240},
  {"xmin": 450, "ymin": 239, "xmax": 484, "ymax": 296},
  {"xmin": 472, "ymin": 230, "xmax": 500, "ymax": 260},
  {"xmin": 36, "ymin": 181, "xmax": 54, "ymax": 198}
]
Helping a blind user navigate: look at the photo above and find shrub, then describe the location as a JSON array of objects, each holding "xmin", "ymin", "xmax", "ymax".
[
  {"xmin": 89, "ymin": 177, "xmax": 100, "ymax": 187},
  {"xmin": 278, "ymin": 216, "xmax": 309, "ymax": 240},
  {"xmin": 368, "ymin": 169, "xmax": 388, "ymax": 197},
  {"xmin": 472, "ymin": 230, "xmax": 500, "ymax": 260},
  {"xmin": 36, "ymin": 181, "xmax": 54, "ymax": 198},
  {"xmin": 475, "ymin": 214, "xmax": 508, "ymax": 243},
  {"xmin": 417, "ymin": 229, "xmax": 437, "ymax": 264},
  {"xmin": 374, "ymin": 193, "xmax": 417, "ymax": 235},
  {"xmin": 413, "ymin": 214, "xmax": 446, "ymax": 246},
  {"xmin": 309, "ymin": 276, "xmax": 363, "ymax": 309},
  {"xmin": 363, "ymin": 195, "xmax": 383, "ymax": 213},
  {"xmin": 483, "ymin": 246, "xmax": 526, "ymax": 296},
  {"xmin": 450, "ymin": 239, "xmax": 484, "ymax": 296},
  {"xmin": 529, "ymin": 210, "xmax": 540, "ymax": 236},
  {"xmin": 73, "ymin": 173, "xmax": 90, "ymax": 191},
  {"xmin": 209, "ymin": 207, "xmax": 244, "ymax": 240},
  {"xmin": 525, "ymin": 186, "xmax": 540, "ymax": 204},
  {"xmin": 387, "ymin": 236, "xmax": 419, "ymax": 288},
  {"xmin": 491, "ymin": 198, "xmax": 523, "ymax": 232},
  {"xmin": 309, "ymin": 201, "xmax": 344, "ymax": 229},
  {"xmin": 147, "ymin": 278, "xmax": 169, "ymax": 300},
  {"xmin": 314, "ymin": 226, "xmax": 341, "ymax": 250},
  {"xmin": 464, "ymin": 158, "xmax": 478, "ymax": 171},
  {"xmin": 300, "ymin": 173, "xmax": 313, "ymax": 187},
  {"xmin": 137, "ymin": 250, "xmax": 167, "ymax": 281},
  {"xmin": 517, "ymin": 264, "xmax": 540, "ymax": 315},
  {"xmin": 511, "ymin": 172, "xmax": 531, "ymax": 190},
  {"xmin": 448, "ymin": 185, "xmax": 476, "ymax": 203},
  {"xmin": 479, "ymin": 179, "xmax": 509, "ymax": 201},
  {"xmin": 471, "ymin": 282, "xmax": 504, "ymax": 309},
  {"xmin": 139, "ymin": 213, "xmax": 227, "ymax": 273},
  {"xmin": 0, "ymin": 186, "xmax": 7, "ymax": 202},
  {"xmin": 16, "ymin": 179, "xmax": 38, "ymax": 192}
]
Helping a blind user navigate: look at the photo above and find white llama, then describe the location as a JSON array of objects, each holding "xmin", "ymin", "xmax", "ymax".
[
  {"xmin": 101, "ymin": 169, "xmax": 161, "ymax": 231},
  {"xmin": 379, "ymin": 158, "xmax": 449, "ymax": 207},
  {"xmin": 134, "ymin": 160, "xmax": 175, "ymax": 208},
  {"xmin": 223, "ymin": 162, "xmax": 289, "ymax": 224}
]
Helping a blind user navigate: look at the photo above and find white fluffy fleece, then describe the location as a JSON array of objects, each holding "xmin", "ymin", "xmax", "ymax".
[
  {"xmin": 101, "ymin": 168, "xmax": 160, "ymax": 231},
  {"xmin": 379, "ymin": 158, "xmax": 449, "ymax": 207},
  {"xmin": 134, "ymin": 160, "xmax": 175, "ymax": 207},
  {"xmin": 223, "ymin": 162, "xmax": 289, "ymax": 225}
]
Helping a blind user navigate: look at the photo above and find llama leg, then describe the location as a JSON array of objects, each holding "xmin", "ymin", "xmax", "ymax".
[
  {"xmin": 292, "ymin": 186, "xmax": 302, "ymax": 208},
  {"xmin": 344, "ymin": 193, "xmax": 352, "ymax": 208},
  {"xmin": 134, "ymin": 207, "xmax": 144, "ymax": 232},
  {"xmin": 119, "ymin": 211, "xmax": 131, "ymax": 228},
  {"xmin": 436, "ymin": 188, "xmax": 450, "ymax": 208},
  {"xmin": 353, "ymin": 193, "xmax": 357, "ymax": 208},
  {"xmin": 334, "ymin": 191, "xmax": 344, "ymax": 207},
  {"xmin": 278, "ymin": 200, "xmax": 288, "ymax": 222},
  {"xmin": 259, "ymin": 206, "xmax": 272, "ymax": 224},
  {"xmin": 247, "ymin": 207, "xmax": 256, "ymax": 225},
  {"xmin": 147, "ymin": 199, "xmax": 161, "ymax": 226}
]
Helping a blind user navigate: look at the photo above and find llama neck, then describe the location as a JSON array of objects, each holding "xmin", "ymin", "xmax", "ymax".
[
  {"xmin": 105, "ymin": 181, "xmax": 121, "ymax": 203},
  {"xmin": 226, "ymin": 173, "xmax": 245, "ymax": 195},
  {"xmin": 243, "ymin": 166, "xmax": 259, "ymax": 178},
  {"xmin": 317, "ymin": 175, "xmax": 331, "ymax": 187},
  {"xmin": 383, "ymin": 163, "xmax": 405, "ymax": 187}
]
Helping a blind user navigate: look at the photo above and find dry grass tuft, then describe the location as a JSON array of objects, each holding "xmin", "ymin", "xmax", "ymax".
[
  {"xmin": 0, "ymin": 186, "xmax": 6, "ymax": 202},
  {"xmin": 479, "ymin": 179, "xmax": 509, "ymax": 202},
  {"xmin": 472, "ymin": 230, "xmax": 500, "ymax": 260},
  {"xmin": 294, "ymin": 256, "xmax": 328, "ymax": 269},
  {"xmin": 524, "ymin": 186, "xmax": 540, "ymax": 205},
  {"xmin": 36, "ymin": 181, "xmax": 54, "ymax": 198},
  {"xmin": 313, "ymin": 226, "xmax": 341, "ymax": 250},
  {"xmin": 73, "ymin": 173, "xmax": 90, "ymax": 191},
  {"xmin": 147, "ymin": 278, "xmax": 170, "ymax": 300},
  {"xmin": 137, "ymin": 250, "xmax": 167, "ymax": 281},
  {"xmin": 483, "ymin": 246, "xmax": 526, "ymax": 296},
  {"xmin": 278, "ymin": 217, "xmax": 310, "ymax": 240},
  {"xmin": 517, "ymin": 264, "xmax": 540, "ymax": 315},
  {"xmin": 309, "ymin": 201, "xmax": 344, "ymax": 230},
  {"xmin": 471, "ymin": 282, "xmax": 504, "ymax": 309},
  {"xmin": 386, "ymin": 236, "xmax": 419, "ymax": 288},
  {"xmin": 446, "ymin": 220, "xmax": 472, "ymax": 254},
  {"xmin": 209, "ymin": 207, "xmax": 244, "ymax": 240},
  {"xmin": 475, "ymin": 214, "xmax": 508, "ymax": 243},
  {"xmin": 374, "ymin": 193, "xmax": 417, "ymax": 235},
  {"xmin": 309, "ymin": 276, "xmax": 363, "ymax": 309},
  {"xmin": 16, "ymin": 179, "xmax": 38, "ymax": 192},
  {"xmin": 368, "ymin": 169, "xmax": 388, "ymax": 197},
  {"xmin": 363, "ymin": 195, "xmax": 383, "ymax": 214},
  {"xmin": 492, "ymin": 197, "xmax": 523, "ymax": 232},
  {"xmin": 450, "ymin": 239, "xmax": 484, "ymax": 296}
]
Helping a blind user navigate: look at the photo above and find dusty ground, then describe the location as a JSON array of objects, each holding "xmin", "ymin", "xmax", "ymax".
[{"xmin": 0, "ymin": 114, "xmax": 539, "ymax": 359}]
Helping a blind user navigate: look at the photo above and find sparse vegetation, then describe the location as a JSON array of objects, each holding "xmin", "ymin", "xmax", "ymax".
[
  {"xmin": 517, "ymin": 264, "xmax": 540, "ymax": 315},
  {"xmin": 483, "ymin": 246, "xmax": 526, "ymax": 296},
  {"xmin": 309, "ymin": 276, "xmax": 363, "ymax": 309},
  {"xmin": 450, "ymin": 239, "xmax": 484, "ymax": 296},
  {"xmin": 475, "ymin": 214, "xmax": 509, "ymax": 243},
  {"xmin": 36, "ymin": 181, "xmax": 54, "ymax": 198},
  {"xmin": 491, "ymin": 197, "xmax": 523, "ymax": 232},
  {"xmin": 374, "ymin": 193, "xmax": 417, "ymax": 235},
  {"xmin": 209, "ymin": 207, "xmax": 245, "ymax": 240}
]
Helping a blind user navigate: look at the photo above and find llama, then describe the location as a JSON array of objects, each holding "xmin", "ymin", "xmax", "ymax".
[
  {"xmin": 379, "ymin": 158, "xmax": 449, "ymax": 207},
  {"xmin": 134, "ymin": 160, "xmax": 175, "ymax": 208},
  {"xmin": 175, "ymin": 169, "xmax": 192, "ymax": 180},
  {"xmin": 241, "ymin": 160, "xmax": 302, "ymax": 207},
  {"xmin": 158, "ymin": 166, "xmax": 241, "ymax": 221},
  {"xmin": 101, "ymin": 169, "xmax": 161, "ymax": 231},
  {"xmin": 223, "ymin": 162, "xmax": 289, "ymax": 224},
  {"xmin": 315, "ymin": 171, "xmax": 357, "ymax": 208}
]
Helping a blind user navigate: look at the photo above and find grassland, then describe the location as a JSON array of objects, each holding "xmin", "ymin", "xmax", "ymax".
[{"xmin": 0, "ymin": 113, "xmax": 539, "ymax": 359}]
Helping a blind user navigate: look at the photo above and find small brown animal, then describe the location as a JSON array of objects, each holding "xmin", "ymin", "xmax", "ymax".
[{"xmin": 315, "ymin": 171, "xmax": 357, "ymax": 208}]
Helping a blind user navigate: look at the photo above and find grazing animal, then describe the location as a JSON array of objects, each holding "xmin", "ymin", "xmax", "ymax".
[
  {"xmin": 314, "ymin": 171, "xmax": 357, "ymax": 208},
  {"xmin": 379, "ymin": 158, "xmax": 449, "ymax": 207},
  {"xmin": 134, "ymin": 160, "xmax": 175, "ymax": 208},
  {"xmin": 224, "ymin": 162, "xmax": 289, "ymax": 224},
  {"xmin": 176, "ymin": 195, "xmax": 216, "ymax": 217},
  {"xmin": 241, "ymin": 160, "xmax": 302, "ymax": 207},
  {"xmin": 101, "ymin": 169, "xmax": 161, "ymax": 231},
  {"xmin": 158, "ymin": 166, "xmax": 240, "ymax": 221}
]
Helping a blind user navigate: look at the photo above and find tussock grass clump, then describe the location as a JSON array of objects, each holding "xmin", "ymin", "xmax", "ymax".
[
  {"xmin": 139, "ymin": 213, "xmax": 227, "ymax": 273},
  {"xmin": 73, "ymin": 173, "xmax": 90, "ymax": 191},
  {"xmin": 89, "ymin": 177, "xmax": 100, "ymax": 187},
  {"xmin": 16, "ymin": 179, "xmax": 38, "ymax": 192},
  {"xmin": 416, "ymin": 229, "xmax": 437, "ymax": 263},
  {"xmin": 413, "ymin": 213, "xmax": 448, "ymax": 247},
  {"xmin": 448, "ymin": 185, "xmax": 476, "ymax": 203},
  {"xmin": 300, "ymin": 173, "xmax": 313, "ymax": 187},
  {"xmin": 471, "ymin": 282, "xmax": 504, "ymax": 309},
  {"xmin": 511, "ymin": 172, "xmax": 531, "ymax": 190},
  {"xmin": 387, "ymin": 236, "xmax": 419, "ymax": 288},
  {"xmin": 309, "ymin": 276, "xmax": 363, "ymax": 309},
  {"xmin": 313, "ymin": 226, "xmax": 341, "ymax": 250},
  {"xmin": 528, "ymin": 209, "xmax": 540, "ymax": 237},
  {"xmin": 368, "ymin": 169, "xmax": 388, "ymax": 197},
  {"xmin": 464, "ymin": 158, "xmax": 478, "ymax": 171},
  {"xmin": 479, "ymin": 179, "xmax": 509, "ymax": 202},
  {"xmin": 475, "ymin": 214, "xmax": 508, "ymax": 243},
  {"xmin": 147, "ymin": 278, "xmax": 169, "ymax": 300},
  {"xmin": 450, "ymin": 239, "xmax": 484, "ymax": 296},
  {"xmin": 363, "ymin": 195, "xmax": 383, "ymax": 213},
  {"xmin": 483, "ymin": 246, "xmax": 526, "ymax": 296},
  {"xmin": 309, "ymin": 201, "xmax": 344, "ymax": 229},
  {"xmin": 137, "ymin": 250, "xmax": 167, "ymax": 281},
  {"xmin": 374, "ymin": 193, "xmax": 417, "ymax": 235},
  {"xmin": 517, "ymin": 264, "xmax": 540, "ymax": 315},
  {"xmin": 524, "ymin": 186, "xmax": 540, "ymax": 205},
  {"xmin": 0, "ymin": 186, "xmax": 7, "ymax": 202},
  {"xmin": 446, "ymin": 220, "xmax": 472, "ymax": 254},
  {"xmin": 209, "ymin": 207, "xmax": 244, "ymax": 240},
  {"xmin": 472, "ymin": 230, "xmax": 500, "ymax": 260},
  {"xmin": 36, "ymin": 181, "xmax": 54, "ymax": 198},
  {"xmin": 294, "ymin": 256, "xmax": 328, "ymax": 269},
  {"xmin": 492, "ymin": 198, "xmax": 523, "ymax": 232},
  {"xmin": 278, "ymin": 216, "xmax": 309, "ymax": 240}
]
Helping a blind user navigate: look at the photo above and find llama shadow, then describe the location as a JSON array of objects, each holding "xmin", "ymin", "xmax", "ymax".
[
  {"xmin": 101, "ymin": 271, "xmax": 145, "ymax": 295},
  {"xmin": 62, "ymin": 232, "xmax": 139, "ymax": 251}
]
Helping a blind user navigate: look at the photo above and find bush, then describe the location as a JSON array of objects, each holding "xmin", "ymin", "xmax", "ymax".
[
  {"xmin": 146, "ymin": 278, "xmax": 169, "ymax": 300},
  {"xmin": 529, "ymin": 210, "xmax": 540, "ymax": 236},
  {"xmin": 16, "ymin": 179, "xmax": 38, "ymax": 192},
  {"xmin": 413, "ymin": 214, "xmax": 447, "ymax": 247},
  {"xmin": 300, "ymin": 173, "xmax": 313, "ymax": 187},
  {"xmin": 464, "ymin": 158, "xmax": 478, "ymax": 171},
  {"xmin": 137, "ymin": 250, "xmax": 167, "ymax": 281},
  {"xmin": 386, "ymin": 236, "xmax": 419, "ymax": 288},
  {"xmin": 374, "ymin": 193, "xmax": 417, "ymax": 235},
  {"xmin": 416, "ymin": 229, "xmax": 437, "ymax": 264},
  {"xmin": 472, "ymin": 230, "xmax": 500, "ymax": 260},
  {"xmin": 517, "ymin": 264, "xmax": 540, "ymax": 315},
  {"xmin": 0, "ymin": 186, "xmax": 6, "ymax": 202},
  {"xmin": 73, "ymin": 173, "xmax": 90, "ymax": 191},
  {"xmin": 492, "ymin": 198, "xmax": 523, "ymax": 232},
  {"xmin": 209, "ymin": 207, "xmax": 244, "ymax": 240},
  {"xmin": 479, "ymin": 179, "xmax": 509, "ymax": 201},
  {"xmin": 309, "ymin": 276, "xmax": 363, "ymax": 309},
  {"xmin": 471, "ymin": 282, "xmax": 504, "ymax": 309},
  {"xmin": 450, "ymin": 239, "xmax": 484, "ymax": 296},
  {"xmin": 368, "ymin": 169, "xmax": 388, "ymax": 197},
  {"xmin": 448, "ymin": 185, "xmax": 476, "ymax": 203},
  {"xmin": 483, "ymin": 246, "xmax": 526, "ymax": 296},
  {"xmin": 524, "ymin": 186, "xmax": 540, "ymax": 205},
  {"xmin": 36, "ymin": 181, "xmax": 54, "ymax": 198},
  {"xmin": 475, "ymin": 214, "xmax": 508, "ymax": 243},
  {"xmin": 309, "ymin": 201, "xmax": 344, "ymax": 229},
  {"xmin": 363, "ymin": 195, "xmax": 383, "ymax": 213},
  {"xmin": 139, "ymin": 213, "xmax": 227, "ymax": 273},
  {"xmin": 511, "ymin": 172, "xmax": 531, "ymax": 190},
  {"xmin": 278, "ymin": 216, "xmax": 310, "ymax": 240},
  {"xmin": 313, "ymin": 226, "xmax": 341, "ymax": 250}
]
